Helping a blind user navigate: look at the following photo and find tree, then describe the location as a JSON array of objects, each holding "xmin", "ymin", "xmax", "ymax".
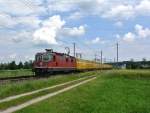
[
  {"xmin": 0, "ymin": 63, "xmax": 3, "ymax": 70},
  {"xmin": 23, "ymin": 61, "xmax": 33, "ymax": 69},
  {"xmin": 130, "ymin": 58, "xmax": 134, "ymax": 62},
  {"xmin": 8, "ymin": 61, "xmax": 17, "ymax": 70},
  {"xmin": 142, "ymin": 58, "xmax": 147, "ymax": 62},
  {"xmin": 18, "ymin": 61, "xmax": 23, "ymax": 69},
  {"xmin": 29, "ymin": 60, "xmax": 33, "ymax": 69}
]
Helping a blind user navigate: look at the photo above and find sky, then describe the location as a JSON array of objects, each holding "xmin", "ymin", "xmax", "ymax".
[{"xmin": 0, "ymin": 0, "xmax": 150, "ymax": 63}]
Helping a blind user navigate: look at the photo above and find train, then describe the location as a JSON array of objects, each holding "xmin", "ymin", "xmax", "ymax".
[{"xmin": 33, "ymin": 49, "xmax": 112, "ymax": 75}]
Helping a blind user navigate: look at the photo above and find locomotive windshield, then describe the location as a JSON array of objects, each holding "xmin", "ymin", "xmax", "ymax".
[
  {"xmin": 42, "ymin": 53, "xmax": 53, "ymax": 61},
  {"xmin": 35, "ymin": 54, "xmax": 42, "ymax": 61},
  {"xmin": 35, "ymin": 53, "xmax": 53, "ymax": 62}
]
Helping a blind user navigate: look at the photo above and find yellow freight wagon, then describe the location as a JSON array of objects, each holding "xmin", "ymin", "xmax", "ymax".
[{"xmin": 76, "ymin": 59, "xmax": 112, "ymax": 70}]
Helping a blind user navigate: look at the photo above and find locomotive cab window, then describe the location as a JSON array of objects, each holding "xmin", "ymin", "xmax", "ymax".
[
  {"xmin": 35, "ymin": 55, "xmax": 42, "ymax": 61},
  {"xmin": 35, "ymin": 55, "xmax": 39, "ymax": 61},
  {"xmin": 43, "ymin": 53, "xmax": 52, "ymax": 62}
]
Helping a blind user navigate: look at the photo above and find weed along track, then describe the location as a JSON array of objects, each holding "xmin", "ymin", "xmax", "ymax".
[{"xmin": 0, "ymin": 76, "xmax": 96, "ymax": 113}]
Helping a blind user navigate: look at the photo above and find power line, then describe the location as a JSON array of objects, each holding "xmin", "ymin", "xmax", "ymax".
[{"xmin": 58, "ymin": 39, "xmax": 116, "ymax": 62}]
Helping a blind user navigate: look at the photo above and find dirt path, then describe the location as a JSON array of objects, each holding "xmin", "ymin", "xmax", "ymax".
[
  {"xmin": 0, "ymin": 76, "xmax": 93, "ymax": 103},
  {"xmin": 0, "ymin": 77, "xmax": 96, "ymax": 113}
]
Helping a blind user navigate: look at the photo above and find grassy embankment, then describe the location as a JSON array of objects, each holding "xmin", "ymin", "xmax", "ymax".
[
  {"xmin": 0, "ymin": 69, "xmax": 33, "ymax": 78},
  {"xmin": 15, "ymin": 69, "xmax": 150, "ymax": 113}
]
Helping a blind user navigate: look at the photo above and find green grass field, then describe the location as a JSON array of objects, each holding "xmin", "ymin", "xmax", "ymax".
[
  {"xmin": 0, "ymin": 71, "xmax": 97, "ymax": 99},
  {"xmin": 0, "ymin": 76, "xmax": 94, "ymax": 110},
  {"xmin": 15, "ymin": 70, "xmax": 150, "ymax": 113},
  {"xmin": 0, "ymin": 69, "xmax": 33, "ymax": 78}
]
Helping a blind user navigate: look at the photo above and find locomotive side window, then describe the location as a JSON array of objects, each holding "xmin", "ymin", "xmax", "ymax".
[
  {"xmin": 71, "ymin": 58, "xmax": 74, "ymax": 62},
  {"xmin": 66, "ymin": 58, "xmax": 68, "ymax": 62},
  {"xmin": 53, "ymin": 55, "xmax": 56, "ymax": 61}
]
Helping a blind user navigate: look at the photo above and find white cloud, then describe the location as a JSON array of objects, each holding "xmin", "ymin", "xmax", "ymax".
[
  {"xmin": 47, "ymin": 0, "xmax": 108, "ymax": 18},
  {"xmin": 86, "ymin": 37, "xmax": 106, "ymax": 44},
  {"xmin": 62, "ymin": 26, "xmax": 85, "ymax": 37},
  {"xmin": 33, "ymin": 15, "xmax": 65, "ymax": 45},
  {"xmin": 33, "ymin": 15, "xmax": 86, "ymax": 45},
  {"xmin": 9, "ymin": 53, "xmax": 17, "ymax": 59},
  {"xmin": 0, "ymin": 13, "xmax": 41, "ymax": 29},
  {"xmin": 114, "ymin": 21, "xmax": 123, "ymax": 27},
  {"xmin": 24, "ymin": 55, "xmax": 33, "ymax": 61},
  {"xmin": 17, "ymin": 16, "xmax": 41, "ymax": 28},
  {"xmin": 0, "ymin": 1, "xmax": 44, "ymax": 29},
  {"xmin": 116, "ymin": 34, "xmax": 121, "ymax": 39},
  {"xmin": 0, "ymin": 12, "xmax": 16, "ymax": 28},
  {"xmin": 123, "ymin": 32, "xmax": 135, "ymax": 42},
  {"xmin": 103, "ymin": 4, "xmax": 134, "ymax": 20},
  {"xmin": 0, "ymin": 14, "xmax": 86, "ymax": 45},
  {"xmin": 12, "ymin": 31, "xmax": 32, "ymax": 43},
  {"xmin": 0, "ymin": 0, "xmax": 150, "ymax": 30},
  {"xmin": 68, "ymin": 12, "xmax": 84, "ymax": 20},
  {"xmin": 48, "ymin": 0, "xmax": 76, "ymax": 12},
  {"xmin": 0, "ymin": 0, "xmax": 45, "ymax": 16},
  {"xmin": 135, "ymin": 24, "xmax": 150, "ymax": 38},
  {"xmin": 47, "ymin": 0, "xmax": 150, "ymax": 22},
  {"xmin": 135, "ymin": 0, "xmax": 150, "ymax": 16},
  {"xmin": 101, "ymin": 0, "xmax": 150, "ymax": 21},
  {"xmin": 122, "ymin": 24, "xmax": 150, "ymax": 42},
  {"xmin": 92, "ymin": 37, "xmax": 101, "ymax": 44},
  {"xmin": 0, "ymin": 0, "xmax": 149, "ymax": 27}
]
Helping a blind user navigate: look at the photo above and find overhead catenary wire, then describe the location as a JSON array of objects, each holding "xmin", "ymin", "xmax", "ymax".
[{"xmin": 58, "ymin": 39, "xmax": 104, "ymax": 61}]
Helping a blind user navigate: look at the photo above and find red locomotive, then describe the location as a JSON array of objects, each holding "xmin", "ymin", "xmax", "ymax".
[
  {"xmin": 33, "ymin": 49, "xmax": 112, "ymax": 75},
  {"xmin": 34, "ymin": 49, "xmax": 76, "ymax": 75}
]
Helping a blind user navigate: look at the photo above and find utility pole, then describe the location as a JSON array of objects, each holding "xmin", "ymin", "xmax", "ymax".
[
  {"xmin": 73, "ymin": 42, "xmax": 76, "ymax": 57},
  {"xmin": 95, "ymin": 54, "xmax": 97, "ymax": 62},
  {"xmin": 116, "ymin": 42, "xmax": 119, "ymax": 68},
  {"xmin": 101, "ymin": 50, "xmax": 103, "ymax": 64},
  {"xmin": 116, "ymin": 42, "xmax": 119, "ymax": 63}
]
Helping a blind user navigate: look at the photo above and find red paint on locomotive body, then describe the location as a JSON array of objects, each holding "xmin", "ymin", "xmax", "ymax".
[
  {"xmin": 34, "ymin": 50, "xmax": 76, "ymax": 74},
  {"xmin": 47, "ymin": 52, "xmax": 76, "ymax": 68}
]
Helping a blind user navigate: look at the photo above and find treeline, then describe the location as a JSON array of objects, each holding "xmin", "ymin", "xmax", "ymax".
[
  {"xmin": 0, "ymin": 60, "xmax": 33, "ymax": 70},
  {"xmin": 111, "ymin": 60, "xmax": 150, "ymax": 69},
  {"xmin": 125, "ymin": 61, "xmax": 150, "ymax": 69}
]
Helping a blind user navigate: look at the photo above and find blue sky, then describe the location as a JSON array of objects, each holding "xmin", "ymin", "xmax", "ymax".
[{"xmin": 0, "ymin": 0, "xmax": 150, "ymax": 63}]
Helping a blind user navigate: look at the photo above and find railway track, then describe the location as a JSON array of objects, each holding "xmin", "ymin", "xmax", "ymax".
[
  {"xmin": 0, "ymin": 75, "xmax": 42, "ymax": 84},
  {"xmin": 0, "ymin": 71, "xmax": 98, "ymax": 84}
]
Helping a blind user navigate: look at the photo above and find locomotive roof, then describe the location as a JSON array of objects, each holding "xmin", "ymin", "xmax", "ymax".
[
  {"xmin": 36, "ymin": 51, "xmax": 75, "ymax": 58},
  {"xmin": 52, "ymin": 52, "xmax": 75, "ymax": 58}
]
